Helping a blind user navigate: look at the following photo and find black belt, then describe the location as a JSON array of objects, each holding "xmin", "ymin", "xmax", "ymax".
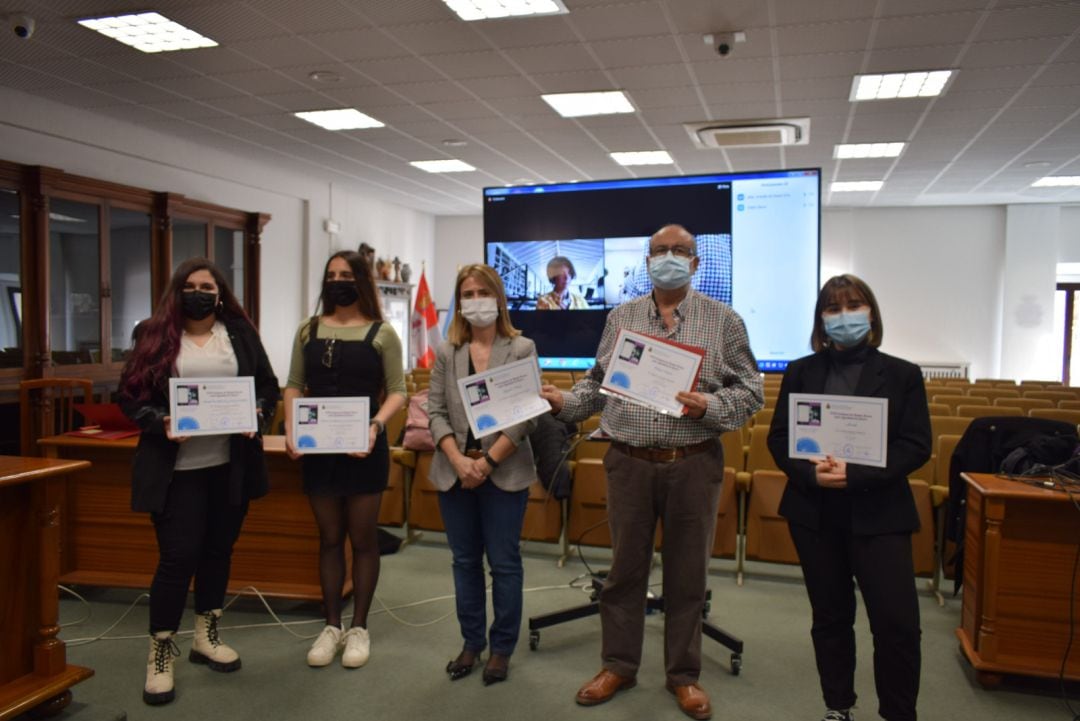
[{"xmin": 611, "ymin": 438, "xmax": 718, "ymax": 464}]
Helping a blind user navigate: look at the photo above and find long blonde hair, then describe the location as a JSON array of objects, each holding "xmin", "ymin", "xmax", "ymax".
[{"xmin": 447, "ymin": 264, "xmax": 521, "ymax": 346}]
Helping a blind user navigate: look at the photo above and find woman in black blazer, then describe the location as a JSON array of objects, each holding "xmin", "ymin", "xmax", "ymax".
[
  {"xmin": 120, "ymin": 258, "xmax": 279, "ymax": 706},
  {"xmin": 767, "ymin": 274, "xmax": 931, "ymax": 721}
]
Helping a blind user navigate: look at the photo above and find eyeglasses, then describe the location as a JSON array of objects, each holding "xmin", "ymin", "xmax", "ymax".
[
  {"xmin": 322, "ymin": 338, "xmax": 336, "ymax": 368},
  {"xmin": 648, "ymin": 245, "xmax": 695, "ymax": 258}
]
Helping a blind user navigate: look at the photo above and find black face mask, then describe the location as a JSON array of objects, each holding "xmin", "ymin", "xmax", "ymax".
[
  {"xmin": 325, "ymin": 280, "xmax": 359, "ymax": 307},
  {"xmin": 181, "ymin": 291, "xmax": 219, "ymax": 320}
]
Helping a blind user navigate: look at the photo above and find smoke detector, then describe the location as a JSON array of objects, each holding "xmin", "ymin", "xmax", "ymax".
[{"xmin": 684, "ymin": 118, "xmax": 810, "ymax": 149}]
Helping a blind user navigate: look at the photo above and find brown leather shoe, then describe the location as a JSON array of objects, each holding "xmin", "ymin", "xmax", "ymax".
[
  {"xmin": 575, "ymin": 669, "xmax": 637, "ymax": 706},
  {"xmin": 666, "ymin": 681, "xmax": 712, "ymax": 720}
]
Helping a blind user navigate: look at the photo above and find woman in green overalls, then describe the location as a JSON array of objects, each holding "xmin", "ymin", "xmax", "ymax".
[{"xmin": 284, "ymin": 250, "xmax": 407, "ymax": 669}]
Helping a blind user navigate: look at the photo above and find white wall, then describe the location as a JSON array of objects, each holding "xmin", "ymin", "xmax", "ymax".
[
  {"xmin": 0, "ymin": 86, "xmax": 435, "ymax": 379},
  {"xmin": 432, "ymin": 215, "xmax": 484, "ymax": 306},
  {"xmin": 823, "ymin": 206, "xmax": 1007, "ymax": 379}
]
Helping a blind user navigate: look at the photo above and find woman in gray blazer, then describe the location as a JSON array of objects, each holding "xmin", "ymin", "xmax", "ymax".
[{"xmin": 427, "ymin": 263, "xmax": 539, "ymax": 686}]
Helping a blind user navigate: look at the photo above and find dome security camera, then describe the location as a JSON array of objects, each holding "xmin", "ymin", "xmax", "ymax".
[
  {"xmin": 10, "ymin": 13, "xmax": 35, "ymax": 39},
  {"xmin": 703, "ymin": 31, "xmax": 746, "ymax": 57}
]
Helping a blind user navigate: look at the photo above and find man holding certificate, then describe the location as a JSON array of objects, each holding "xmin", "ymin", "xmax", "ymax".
[
  {"xmin": 766, "ymin": 275, "xmax": 930, "ymax": 721},
  {"xmin": 541, "ymin": 225, "xmax": 762, "ymax": 720}
]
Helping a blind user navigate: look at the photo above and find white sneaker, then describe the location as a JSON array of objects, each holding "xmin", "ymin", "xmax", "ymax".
[
  {"xmin": 341, "ymin": 626, "xmax": 370, "ymax": 668},
  {"xmin": 823, "ymin": 710, "xmax": 854, "ymax": 721},
  {"xmin": 307, "ymin": 625, "xmax": 343, "ymax": 667}
]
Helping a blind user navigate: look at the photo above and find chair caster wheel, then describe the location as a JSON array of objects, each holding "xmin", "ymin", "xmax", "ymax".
[
  {"xmin": 730, "ymin": 654, "xmax": 742, "ymax": 675},
  {"xmin": 529, "ymin": 631, "xmax": 539, "ymax": 651}
]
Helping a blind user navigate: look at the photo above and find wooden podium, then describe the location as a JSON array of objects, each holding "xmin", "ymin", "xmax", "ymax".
[
  {"xmin": 958, "ymin": 472, "xmax": 1080, "ymax": 687},
  {"xmin": 0, "ymin": 456, "xmax": 93, "ymax": 720}
]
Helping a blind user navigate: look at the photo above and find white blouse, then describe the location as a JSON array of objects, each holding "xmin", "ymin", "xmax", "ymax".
[{"xmin": 173, "ymin": 321, "xmax": 239, "ymax": 471}]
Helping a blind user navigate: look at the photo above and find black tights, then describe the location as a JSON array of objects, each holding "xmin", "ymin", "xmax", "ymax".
[{"xmin": 308, "ymin": 493, "xmax": 382, "ymax": 628}]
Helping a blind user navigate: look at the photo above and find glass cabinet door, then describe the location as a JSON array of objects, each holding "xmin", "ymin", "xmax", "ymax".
[
  {"xmin": 172, "ymin": 218, "xmax": 208, "ymax": 271},
  {"xmin": 214, "ymin": 226, "xmax": 244, "ymax": 302},
  {"xmin": 110, "ymin": 207, "xmax": 152, "ymax": 361},
  {"xmin": 49, "ymin": 199, "xmax": 101, "ymax": 365},
  {"xmin": 0, "ymin": 188, "xmax": 20, "ymax": 368}
]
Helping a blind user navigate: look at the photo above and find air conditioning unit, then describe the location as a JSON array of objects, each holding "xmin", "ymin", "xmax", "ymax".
[{"xmin": 685, "ymin": 118, "xmax": 810, "ymax": 149}]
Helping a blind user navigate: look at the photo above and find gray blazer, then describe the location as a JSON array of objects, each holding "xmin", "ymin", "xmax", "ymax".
[{"xmin": 427, "ymin": 335, "xmax": 539, "ymax": 493}]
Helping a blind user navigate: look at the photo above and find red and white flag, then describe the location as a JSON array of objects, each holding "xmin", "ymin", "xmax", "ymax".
[{"xmin": 410, "ymin": 271, "xmax": 439, "ymax": 368}]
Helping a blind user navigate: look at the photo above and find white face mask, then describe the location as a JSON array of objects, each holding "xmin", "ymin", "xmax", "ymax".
[{"xmin": 460, "ymin": 297, "xmax": 499, "ymax": 328}]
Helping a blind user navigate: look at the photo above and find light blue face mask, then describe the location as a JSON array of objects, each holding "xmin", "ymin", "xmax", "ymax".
[
  {"xmin": 823, "ymin": 309, "xmax": 871, "ymax": 347},
  {"xmin": 648, "ymin": 252, "xmax": 694, "ymax": 290}
]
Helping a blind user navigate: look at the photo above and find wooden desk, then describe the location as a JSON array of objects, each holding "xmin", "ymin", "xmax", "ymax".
[
  {"xmin": 0, "ymin": 456, "xmax": 93, "ymax": 720},
  {"xmin": 37, "ymin": 435, "xmax": 347, "ymax": 601},
  {"xmin": 958, "ymin": 472, "xmax": 1080, "ymax": 686}
]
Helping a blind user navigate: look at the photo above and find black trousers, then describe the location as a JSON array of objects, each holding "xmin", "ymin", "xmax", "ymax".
[
  {"xmin": 149, "ymin": 464, "xmax": 249, "ymax": 634},
  {"xmin": 788, "ymin": 522, "xmax": 921, "ymax": 721}
]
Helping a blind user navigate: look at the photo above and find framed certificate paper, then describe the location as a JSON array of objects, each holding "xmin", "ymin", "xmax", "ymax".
[
  {"xmin": 291, "ymin": 397, "xmax": 371, "ymax": 454},
  {"xmin": 599, "ymin": 329, "xmax": 705, "ymax": 416},
  {"xmin": 457, "ymin": 357, "xmax": 551, "ymax": 439},
  {"xmin": 787, "ymin": 393, "xmax": 888, "ymax": 468},
  {"xmin": 168, "ymin": 377, "xmax": 257, "ymax": 436}
]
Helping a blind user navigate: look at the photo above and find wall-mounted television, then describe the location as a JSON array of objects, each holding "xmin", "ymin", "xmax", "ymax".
[{"xmin": 483, "ymin": 168, "xmax": 820, "ymax": 372}]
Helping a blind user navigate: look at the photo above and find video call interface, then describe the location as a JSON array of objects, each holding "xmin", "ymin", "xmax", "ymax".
[{"xmin": 483, "ymin": 169, "xmax": 821, "ymax": 370}]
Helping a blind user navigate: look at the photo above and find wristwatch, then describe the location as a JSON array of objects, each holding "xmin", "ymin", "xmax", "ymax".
[
  {"xmin": 371, "ymin": 418, "xmax": 386, "ymax": 435},
  {"xmin": 483, "ymin": 452, "xmax": 500, "ymax": 470}
]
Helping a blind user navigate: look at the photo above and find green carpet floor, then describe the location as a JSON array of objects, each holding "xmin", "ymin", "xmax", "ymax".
[{"xmin": 29, "ymin": 534, "xmax": 1077, "ymax": 721}]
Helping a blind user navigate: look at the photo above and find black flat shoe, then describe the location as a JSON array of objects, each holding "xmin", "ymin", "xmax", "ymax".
[
  {"xmin": 446, "ymin": 649, "xmax": 477, "ymax": 681},
  {"xmin": 482, "ymin": 654, "xmax": 509, "ymax": 686}
]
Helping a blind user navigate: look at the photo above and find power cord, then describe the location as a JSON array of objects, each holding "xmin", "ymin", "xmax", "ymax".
[{"xmin": 58, "ymin": 578, "xmax": 589, "ymax": 645}]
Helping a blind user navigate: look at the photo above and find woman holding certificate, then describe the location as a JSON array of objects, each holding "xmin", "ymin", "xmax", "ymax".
[
  {"xmin": 283, "ymin": 250, "xmax": 407, "ymax": 669},
  {"xmin": 766, "ymin": 274, "xmax": 931, "ymax": 721},
  {"xmin": 120, "ymin": 258, "xmax": 280, "ymax": 706},
  {"xmin": 427, "ymin": 264, "xmax": 539, "ymax": 686}
]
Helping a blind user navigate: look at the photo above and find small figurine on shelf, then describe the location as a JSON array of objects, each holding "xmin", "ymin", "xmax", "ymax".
[
  {"xmin": 375, "ymin": 257, "xmax": 391, "ymax": 281},
  {"xmin": 358, "ymin": 242, "xmax": 376, "ymax": 272},
  {"xmin": 392, "ymin": 257, "xmax": 401, "ymax": 283},
  {"xmin": 400, "ymin": 262, "xmax": 412, "ymax": 283}
]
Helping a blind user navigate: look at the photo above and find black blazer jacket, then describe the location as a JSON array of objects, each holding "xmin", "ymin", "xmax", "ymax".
[
  {"xmin": 766, "ymin": 347, "xmax": 931, "ymax": 535},
  {"xmin": 121, "ymin": 316, "xmax": 280, "ymax": 514}
]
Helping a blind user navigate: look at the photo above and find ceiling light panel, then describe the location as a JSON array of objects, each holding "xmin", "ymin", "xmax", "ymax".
[
  {"xmin": 849, "ymin": 71, "xmax": 953, "ymax": 101},
  {"xmin": 831, "ymin": 181, "xmax": 884, "ymax": 192},
  {"xmin": 411, "ymin": 160, "xmax": 477, "ymax": 173},
  {"xmin": 834, "ymin": 142, "xmax": 906, "ymax": 159},
  {"xmin": 1032, "ymin": 176, "xmax": 1080, "ymax": 187},
  {"xmin": 77, "ymin": 12, "xmax": 218, "ymax": 53},
  {"xmin": 541, "ymin": 91, "xmax": 635, "ymax": 118},
  {"xmin": 442, "ymin": 0, "xmax": 569, "ymax": 21},
  {"xmin": 294, "ymin": 109, "xmax": 385, "ymax": 130},
  {"xmin": 610, "ymin": 151, "xmax": 673, "ymax": 166}
]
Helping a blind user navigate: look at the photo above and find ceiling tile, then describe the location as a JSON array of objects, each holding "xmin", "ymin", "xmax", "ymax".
[{"xmin": 565, "ymin": 3, "xmax": 671, "ymax": 41}]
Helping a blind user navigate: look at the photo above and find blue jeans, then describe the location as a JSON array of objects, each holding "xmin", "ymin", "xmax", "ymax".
[{"xmin": 437, "ymin": 480, "xmax": 529, "ymax": 656}]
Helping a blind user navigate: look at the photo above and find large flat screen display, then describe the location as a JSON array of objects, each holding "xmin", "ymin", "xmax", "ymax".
[{"xmin": 483, "ymin": 168, "xmax": 820, "ymax": 372}]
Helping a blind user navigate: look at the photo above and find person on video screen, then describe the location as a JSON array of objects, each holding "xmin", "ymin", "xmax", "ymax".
[{"xmin": 536, "ymin": 256, "xmax": 589, "ymax": 310}]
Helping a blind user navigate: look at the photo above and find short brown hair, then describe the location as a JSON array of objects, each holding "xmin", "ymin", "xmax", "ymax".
[
  {"xmin": 810, "ymin": 274, "xmax": 883, "ymax": 352},
  {"xmin": 547, "ymin": 256, "xmax": 576, "ymax": 280},
  {"xmin": 448, "ymin": 264, "xmax": 521, "ymax": 346}
]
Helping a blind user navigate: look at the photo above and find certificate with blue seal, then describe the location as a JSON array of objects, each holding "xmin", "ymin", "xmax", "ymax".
[
  {"xmin": 788, "ymin": 393, "xmax": 888, "ymax": 467},
  {"xmin": 599, "ymin": 329, "xmax": 704, "ymax": 416},
  {"xmin": 290, "ymin": 397, "xmax": 371, "ymax": 454},
  {"xmin": 168, "ymin": 377, "xmax": 257, "ymax": 436},
  {"xmin": 457, "ymin": 356, "xmax": 551, "ymax": 439}
]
